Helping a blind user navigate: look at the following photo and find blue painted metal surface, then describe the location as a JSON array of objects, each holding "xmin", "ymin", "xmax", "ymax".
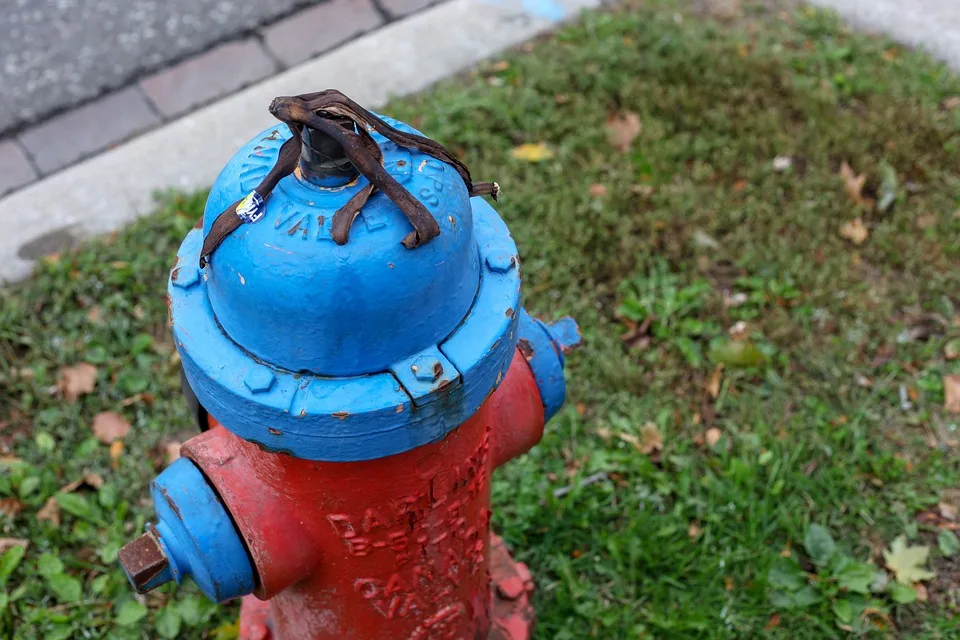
[
  {"xmin": 123, "ymin": 458, "xmax": 255, "ymax": 602},
  {"xmin": 169, "ymin": 117, "xmax": 522, "ymax": 462},
  {"xmin": 517, "ymin": 310, "xmax": 582, "ymax": 421}
]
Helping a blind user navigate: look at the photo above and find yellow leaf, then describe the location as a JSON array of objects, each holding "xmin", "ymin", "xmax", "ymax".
[
  {"xmin": 510, "ymin": 142, "xmax": 555, "ymax": 162},
  {"xmin": 839, "ymin": 218, "xmax": 869, "ymax": 245},
  {"xmin": 110, "ymin": 440, "xmax": 124, "ymax": 469},
  {"xmin": 883, "ymin": 535, "xmax": 936, "ymax": 584}
]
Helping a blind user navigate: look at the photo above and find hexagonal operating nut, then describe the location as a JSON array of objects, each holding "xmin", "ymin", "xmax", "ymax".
[
  {"xmin": 485, "ymin": 253, "xmax": 517, "ymax": 273},
  {"xmin": 243, "ymin": 366, "xmax": 276, "ymax": 394},
  {"xmin": 410, "ymin": 356, "xmax": 443, "ymax": 382},
  {"xmin": 171, "ymin": 264, "xmax": 200, "ymax": 289}
]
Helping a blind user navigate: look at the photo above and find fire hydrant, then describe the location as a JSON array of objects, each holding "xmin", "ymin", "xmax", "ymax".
[{"xmin": 118, "ymin": 90, "xmax": 580, "ymax": 640}]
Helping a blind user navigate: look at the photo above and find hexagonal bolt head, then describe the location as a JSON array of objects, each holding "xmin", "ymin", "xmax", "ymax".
[
  {"xmin": 411, "ymin": 356, "xmax": 443, "ymax": 382},
  {"xmin": 118, "ymin": 530, "xmax": 169, "ymax": 593},
  {"xmin": 171, "ymin": 264, "xmax": 200, "ymax": 289},
  {"xmin": 244, "ymin": 366, "xmax": 276, "ymax": 394},
  {"xmin": 485, "ymin": 253, "xmax": 517, "ymax": 273}
]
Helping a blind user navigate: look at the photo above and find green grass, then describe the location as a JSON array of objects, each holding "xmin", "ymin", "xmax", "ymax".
[{"xmin": 3, "ymin": 1, "xmax": 960, "ymax": 637}]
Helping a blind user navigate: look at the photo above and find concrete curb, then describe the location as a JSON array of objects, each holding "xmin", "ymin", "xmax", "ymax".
[{"xmin": 0, "ymin": 0, "xmax": 601, "ymax": 283}]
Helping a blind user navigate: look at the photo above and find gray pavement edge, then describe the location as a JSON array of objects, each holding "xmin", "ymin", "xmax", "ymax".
[{"xmin": 0, "ymin": 0, "xmax": 602, "ymax": 284}]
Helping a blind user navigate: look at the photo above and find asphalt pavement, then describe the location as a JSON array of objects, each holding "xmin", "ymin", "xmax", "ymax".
[{"xmin": 0, "ymin": 0, "xmax": 320, "ymax": 134}]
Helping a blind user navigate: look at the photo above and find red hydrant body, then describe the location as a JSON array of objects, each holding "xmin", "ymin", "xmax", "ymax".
[
  {"xmin": 117, "ymin": 94, "xmax": 580, "ymax": 639},
  {"xmin": 190, "ymin": 354, "xmax": 543, "ymax": 639}
]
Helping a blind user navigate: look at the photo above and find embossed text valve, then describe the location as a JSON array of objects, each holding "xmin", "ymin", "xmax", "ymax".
[{"xmin": 117, "ymin": 90, "xmax": 581, "ymax": 640}]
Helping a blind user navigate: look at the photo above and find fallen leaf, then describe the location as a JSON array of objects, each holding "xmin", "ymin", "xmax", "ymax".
[
  {"xmin": 510, "ymin": 142, "xmax": 554, "ymax": 163},
  {"xmin": 725, "ymin": 576, "xmax": 735, "ymax": 591},
  {"xmin": 688, "ymin": 522, "xmax": 703, "ymax": 540},
  {"xmin": 83, "ymin": 472, "xmax": 105, "ymax": 489},
  {"xmin": 606, "ymin": 111, "xmax": 642, "ymax": 152},
  {"xmin": 764, "ymin": 613, "xmax": 782, "ymax": 630},
  {"xmin": 164, "ymin": 441, "xmax": 182, "ymax": 464},
  {"xmin": 0, "ymin": 538, "xmax": 28, "ymax": 554},
  {"xmin": 709, "ymin": 340, "xmax": 767, "ymax": 367},
  {"xmin": 639, "ymin": 422, "xmax": 663, "ymax": 454},
  {"xmin": 0, "ymin": 497, "xmax": 23, "ymax": 518},
  {"xmin": 706, "ymin": 365, "xmax": 724, "ymax": 399},
  {"xmin": 916, "ymin": 214, "xmax": 938, "ymax": 230},
  {"xmin": 839, "ymin": 218, "xmax": 869, "ymax": 245},
  {"xmin": 57, "ymin": 363, "xmax": 97, "ymax": 402},
  {"xmin": 839, "ymin": 162, "xmax": 874, "ymax": 209},
  {"xmin": 589, "ymin": 184, "xmax": 608, "ymax": 197},
  {"xmin": 940, "ymin": 502, "xmax": 958, "ymax": 521},
  {"xmin": 59, "ymin": 478, "xmax": 85, "ymax": 494},
  {"xmin": 915, "ymin": 582, "xmax": 929, "ymax": 601},
  {"xmin": 110, "ymin": 440, "xmax": 124, "ymax": 469},
  {"xmin": 705, "ymin": 427, "xmax": 722, "ymax": 447},
  {"xmin": 883, "ymin": 535, "xmax": 936, "ymax": 584},
  {"xmin": 945, "ymin": 375, "xmax": 960, "ymax": 414},
  {"xmin": 944, "ymin": 96, "xmax": 960, "ymax": 110},
  {"xmin": 36, "ymin": 497, "xmax": 61, "ymax": 527},
  {"xmin": 92, "ymin": 411, "xmax": 131, "ymax": 444}
]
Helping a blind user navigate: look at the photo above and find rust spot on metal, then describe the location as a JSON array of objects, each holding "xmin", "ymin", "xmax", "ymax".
[
  {"xmin": 436, "ymin": 379, "xmax": 455, "ymax": 392},
  {"xmin": 505, "ymin": 308, "xmax": 515, "ymax": 319},
  {"xmin": 268, "ymin": 428, "xmax": 282, "ymax": 435},
  {"xmin": 193, "ymin": 218, "xmax": 203, "ymax": 230},
  {"xmin": 170, "ymin": 267, "xmax": 180, "ymax": 282},
  {"xmin": 159, "ymin": 487, "xmax": 182, "ymax": 520},
  {"xmin": 288, "ymin": 218, "xmax": 307, "ymax": 236},
  {"xmin": 388, "ymin": 262, "xmax": 395, "ymax": 269},
  {"xmin": 395, "ymin": 404, "xmax": 404, "ymax": 413},
  {"xmin": 317, "ymin": 215, "xmax": 325, "ymax": 227},
  {"xmin": 332, "ymin": 411, "xmax": 349, "ymax": 420},
  {"xmin": 433, "ymin": 361, "xmax": 444, "ymax": 378},
  {"xmin": 165, "ymin": 294, "xmax": 174, "ymax": 327},
  {"xmin": 118, "ymin": 526, "xmax": 168, "ymax": 592},
  {"xmin": 397, "ymin": 160, "xmax": 407, "ymax": 167},
  {"xmin": 518, "ymin": 338, "xmax": 534, "ymax": 361},
  {"xmin": 299, "ymin": 408, "xmax": 307, "ymax": 418}
]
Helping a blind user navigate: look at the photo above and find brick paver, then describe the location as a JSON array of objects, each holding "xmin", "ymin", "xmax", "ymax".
[
  {"xmin": 140, "ymin": 39, "xmax": 278, "ymax": 118},
  {"xmin": 18, "ymin": 88, "xmax": 160, "ymax": 175},
  {"xmin": 0, "ymin": 140, "xmax": 37, "ymax": 196},
  {"xmin": 261, "ymin": 0, "xmax": 384, "ymax": 67},
  {"xmin": 379, "ymin": 0, "xmax": 436, "ymax": 18}
]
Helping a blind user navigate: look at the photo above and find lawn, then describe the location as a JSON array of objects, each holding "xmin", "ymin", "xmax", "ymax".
[{"xmin": 3, "ymin": 0, "xmax": 960, "ymax": 637}]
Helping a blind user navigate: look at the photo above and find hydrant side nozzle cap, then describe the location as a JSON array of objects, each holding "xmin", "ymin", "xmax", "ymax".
[
  {"xmin": 119, "ymin": 458, "xmax": 256, "ymax": 603},
  {"xmin": 517, "ymin": 310, "xmax": 579, "ymax": 422}
]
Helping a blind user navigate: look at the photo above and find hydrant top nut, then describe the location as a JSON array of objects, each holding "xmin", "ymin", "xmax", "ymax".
[{"xmin": 411, "ymin": 356, "xmax": 442, "ymax": 382}]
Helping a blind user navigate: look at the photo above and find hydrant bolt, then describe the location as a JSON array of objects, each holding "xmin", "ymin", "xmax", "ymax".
[
  {"xmin": 411, "ymin": 355, "xmax": 443, "ymax": 382},
  {"xmin": 117, "ymin": 527, "xmax": 168, "ymax": 593}
]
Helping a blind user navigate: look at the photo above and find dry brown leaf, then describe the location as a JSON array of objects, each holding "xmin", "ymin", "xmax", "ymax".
[
  {"xmin": 725, "ymin": 576, "xmax": 735, "ymax": 591},
  {"xmin": 839, "ymin": 218, "xmax": 869, "ymax": 245},
  {"xmin": 84, "ymin": 472, "xmax": 105, "ymax": 489},
  {"xmin": 688, "ymin": 521, "xmax": 703, "ymax": 540},
  {"xmin": 606, "ymin": 111, "xmax": 642, "ymax": 153},
  {"xmin": 60, "ymin": 478, "xmax": 85, "ymax": 494},
  {"xmin": 939, "ymin": 502, "xmax": 958, "ymax": 521},
  {"xmin": 705, "ymin": 427, "xmax": 722, "ymax": 447},
  {"xmin": 640, "ymin": 422, "xmax": 663, "ymax": 454},
  {"xmin": 589, "ymin": 184, "xmax": 608, "ymax": 198},
  {"xmin": 57, "ymin": 363, "xmax": 97, "ymax": 402},
  {"xmin": 915, "ymin": 582, "xmax": 929, "ymax": 602},
  {"xmin": 945, "ymin": 375, "xmax": 960, "ymax": 414},
  {"xmin": 764, "ymin": 613, "xmax": 782, "ymax": 630},
  {"xmin": 944, "ymin": 97, "xmax": 960, "ymax": 110},
  {"xmin": 0, "ymin": 497, "xmax": 23, "ymax": 518},
  {"xmin": 92, "ymin": 411, "xmax": 131, "ymax": 444},
  {"xmin": 916, "ymin": 214, "xmax": 938, "ymax": 230},
  {"xmin": 706, "ymin": 365, "xmax": 724, "ymax": 399},
  {"xmin": 0, "ymin": 538, "xmax": 28, "ymax": 554},
  {"xmin": 110, "ymin": 441, "xmax": 124, "ymax": 469},
  {"xmin": 839, "ymin": 162, "xmax": 874, "ymax": 209},
  {"xmin": 164, "ymin": 441, "xmax": 182, "ymax": 465},
  {"xmin": 36, "ymin": 497, "xmax": 61, "ymax": 526}
]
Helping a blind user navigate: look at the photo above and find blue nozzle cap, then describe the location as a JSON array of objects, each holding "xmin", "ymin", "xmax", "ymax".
[
  {"xmin": 517, "ymin": 309, "xmax": 582, "ymax": 421},
  {"xmin": 118, "ymin": 458, "xmax": 255, "ymax": 603}
]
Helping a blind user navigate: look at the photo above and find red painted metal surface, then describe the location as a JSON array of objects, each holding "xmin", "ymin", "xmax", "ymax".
[{"xmin": 183, "ymin": 349, "xmax": 544, "ymax": 639}]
